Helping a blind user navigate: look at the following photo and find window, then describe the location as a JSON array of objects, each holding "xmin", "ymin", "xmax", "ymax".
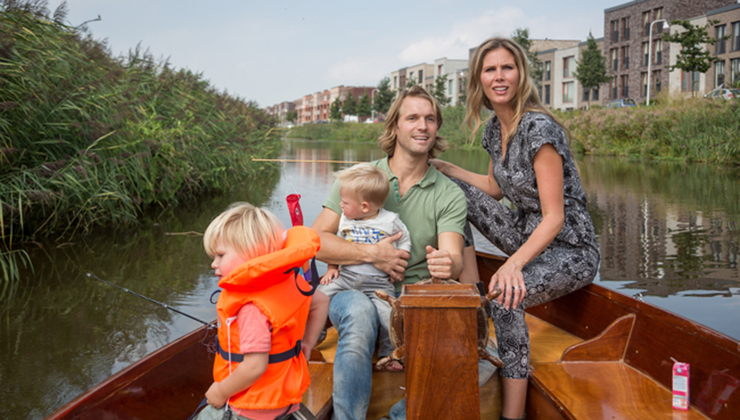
[
  {"xmin": 654, "ymin": 70, "xmax": 662, "ymax": 92},
  {"xmin": 545, "ymin": 61, "xmax": 551, "ymax": 81},
  {"xmin": 622, "ymin": 17, "xmax": 631, "ymax": 40},
  {"xmin": 655, "ymin": 40, "xmax": 663, "ymax": 64},
  {"xmin": 716, "ymin": 25, "xmax": 727, "ymax": 55},
  {"xmin": 643, "ymin": 11, "xmax": 650, "ymax": 35},
  {"xmin": 583, "ymin": 87, "xmax": 590, "ymax": 102},
  {"xmin": 563, "ymin": 82, "xmax": 575, "ymax": 103},
  {"xmin": 642, "ymin": 72, "xmax": 648, "ymax": 96},
  {"xmin": 716, "ymin": 60, "xmax": 726, "ymax": 87},
  {"xmin": 612, "ymin": 49, "xmax": 618, "ymax": 71},
  {"xmin": 620, "ymin": 75, "xmax": 629, "ymax": 97},
  {"xmin": 563, "ymin": 56, "xmax": 575, "ymax": 78},
  {"xmin": 593, "ymin": 87, "xmax": 600, "ymax": 101},
  {"xmin": 622, "ymin": 46, "xmax": 630, "ymax": 69},
  {"xmin": 732, "ymin": 59, "xmax": 740, "ymax": 84},
  {"xmin": 418, "ymin": 70, "xmax": 423, "ymax": 84},
  {"xmin": 544, "ymin": 85, "xmax": 551, "ymax": 104},
  {"xmin": 681, "ymin": 71, "xmax": 700, "ymax": 92},
  {"xmin": 654, "ymin": 8, "xmax": 663, "ymax": 32},
  {"xmin": 611, "ymin": 76, "xmax": 617, "ymax": 99},
  {"xmin": 611, "ymin": 20, "xmax": 619, "ymax": 42},
  {"xmin": 448, "ymin": 79, "xmax": 453, "ymax": 95},
  {"xmin": 733, "ymin": 22, "xmax": 740, "ymax": 51},
  {"xmin": 643, "ymin": 43, "xmax": 649, "ymax": 66},
  {"xmin": 438, "ymin": 64, "xmax": 443, "ymax": 76}
]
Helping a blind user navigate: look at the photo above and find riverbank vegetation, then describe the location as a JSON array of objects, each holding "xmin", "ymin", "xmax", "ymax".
[
  {"xmin": 0, "ymin": 2, "xmax": 281, "ymax": 288},
  {"xmin": 559, "ymin": 95, "xmax": 740, "ymax": 164}
]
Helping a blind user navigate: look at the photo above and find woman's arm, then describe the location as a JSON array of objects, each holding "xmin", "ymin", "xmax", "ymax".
[
  {"xmin": 430, "ymin": 159, "xmax": 503, "ymax": 200},
  {"xmin": 489, "ymin": 143, "xmax": 564, "ymax": 310}
]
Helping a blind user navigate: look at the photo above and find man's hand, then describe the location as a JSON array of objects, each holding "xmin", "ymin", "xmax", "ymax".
[
  {"xmin": 425, "ymin": 245, "xmax": 454, "ymax": 279},
  {"xmin": 372, "ymin": 231, "xmax": 410, "ymax": 282}
]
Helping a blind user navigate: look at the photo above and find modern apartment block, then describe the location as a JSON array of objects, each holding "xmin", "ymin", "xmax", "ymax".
[
  {"xmin": 603, "ymin": 0, "xmax": 736, "ymax": 104},
  {"xmin": 706, "ymin": 3, "xmax": 740, "ymax": 89},
  {"xmin": 389, "ymin": 58, "xmax": 468, "ymax": 105}
]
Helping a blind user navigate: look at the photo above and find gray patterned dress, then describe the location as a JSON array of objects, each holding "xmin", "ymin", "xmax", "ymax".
[{"xmin": 453, "ymin": 111, "xmax": 600, "ymax": 379}]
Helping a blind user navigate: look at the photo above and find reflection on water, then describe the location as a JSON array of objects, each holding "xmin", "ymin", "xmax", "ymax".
[{"xmin": 1, "ymin": 139, "xmax": 738, "ymax": 419}]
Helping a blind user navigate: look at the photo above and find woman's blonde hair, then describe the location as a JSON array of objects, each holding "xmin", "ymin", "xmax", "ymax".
[
  {"xmin": 335, "ymin": 163, "xmax": 389, "ymax": 207},
  {"xmin": 466, "ymin": 37, "xmax": 565, "ymax": 144},
  {"xmin": 203, "ymin": 202, "xmax": 284, "ymax": 260},
  {"xmin": 378, "ymin": 85, "xmax": 448, "ymax": 159}
]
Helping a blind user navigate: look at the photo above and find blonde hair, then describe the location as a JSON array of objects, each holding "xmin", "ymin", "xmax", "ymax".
[
  {"xmin": 203, "ymin": 202, "xmax": 284, "ymax": 260},
  {"xmin": 378, "ymin": 85, "xmax": 447, "ymax": 159},
  {"xmin": 466, "ymin": 37, "xmax": 565, "ymax": 144},
  {"xmin": 335, "ymin": 163, "xmax": 389, "ymax": 207}
]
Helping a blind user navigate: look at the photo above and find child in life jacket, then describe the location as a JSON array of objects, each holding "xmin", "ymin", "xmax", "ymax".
[
  {"xmin": 195, "ymin": 202, "xmax": 328, "ymax": 420},
  {"xmin": 317, "ymin": 163, "xmax": 411, "ymax": 371}
]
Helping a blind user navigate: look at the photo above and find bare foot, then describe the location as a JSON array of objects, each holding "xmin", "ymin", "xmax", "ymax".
[{"xmin": 385, "ymin": 360, "xmax": 403, "ymax": 371}]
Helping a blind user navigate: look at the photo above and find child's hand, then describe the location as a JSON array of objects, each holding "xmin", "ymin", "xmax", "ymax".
[
  {"xmin": 205, "ymin": 381, "xmax": 228, "ymax": 408},
  {"xmin": 320, "ymin": 268, "xmax": 339, "ymax": 285}
]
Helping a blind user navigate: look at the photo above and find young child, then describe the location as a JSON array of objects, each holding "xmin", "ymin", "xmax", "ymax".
[
  {"xmin": 195, "ymin": 202, "xmax": 328, "ymax": 420},
  {"xmin": 318, "ymin": 163, "xmax": 411, "ymax": 371}
]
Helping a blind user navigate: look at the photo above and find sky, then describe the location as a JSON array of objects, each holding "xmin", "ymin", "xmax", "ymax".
[{"xmin": 56, "ymin": 0, "xmax": 622, "ymax": 107}]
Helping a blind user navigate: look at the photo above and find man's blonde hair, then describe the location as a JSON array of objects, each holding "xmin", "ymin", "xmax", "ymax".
[
  {"xmin": 203, "ymin": 202, "xmax": 284, "ymax": 260},
  {"xmin": 335, "ymin": 163, "xmax": 389, "ymax": 207},
  {"xmin": 378, "ymin": 85, "xmax": 447, "ymax": 159}
]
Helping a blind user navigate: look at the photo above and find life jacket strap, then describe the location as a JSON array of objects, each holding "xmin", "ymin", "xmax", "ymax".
[{"xmin": 216, "ymin": 337, "xmax": 302, "ymax": 364}]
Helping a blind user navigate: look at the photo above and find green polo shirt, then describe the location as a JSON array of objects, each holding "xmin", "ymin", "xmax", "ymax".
[{"xmin": 323, "ymin": 157, "xmax": 467, "ymax": 290}]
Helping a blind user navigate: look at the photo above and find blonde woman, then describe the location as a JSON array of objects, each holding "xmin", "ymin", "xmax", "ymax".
[{"xmin": 431, "ymin": 37, "xmax": 600, "ymax": 420}]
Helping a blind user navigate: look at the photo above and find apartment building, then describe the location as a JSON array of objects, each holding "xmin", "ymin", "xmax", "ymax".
[
  {"xmin": 603, "ymin": 0, "xmax": 736, "ymax": 104},
  {"xmin": 706, "ymin": 3, "xmax": 740, "ymax": 89},
  {"xmin": 433, "ymin": 58, "xmax": 468, "ymax": 105}
]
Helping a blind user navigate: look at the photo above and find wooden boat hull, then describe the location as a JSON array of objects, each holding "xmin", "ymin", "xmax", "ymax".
[{"xmin": 45, "ymin": 253, "xmax": 740, "ymax": 420}]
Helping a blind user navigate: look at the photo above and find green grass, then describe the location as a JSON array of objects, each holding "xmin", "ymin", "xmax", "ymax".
[{"xmin": 0, "ymin": 5, "xmax": 281, "ymax": 288}]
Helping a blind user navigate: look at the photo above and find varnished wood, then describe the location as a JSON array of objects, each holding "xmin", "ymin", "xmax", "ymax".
[
  {"xmin": 532, "ymin": 362, "xmax": 708, "ymax": 419},
  {"xmin": 304, "ymin": 363, "xmax": 333, "ymax": 420},
  {"xmin": 401, "ymin": 284, "xmax": 481, "ymax": 420},
  {"xmin": 560, "ymin": 314, "xmax": 635, "ymax": 362}
]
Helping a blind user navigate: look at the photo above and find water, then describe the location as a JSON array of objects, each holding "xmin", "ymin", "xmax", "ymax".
[{"xmin": 1, "ymin": 139, "xmax": 739, "ymax": 419}]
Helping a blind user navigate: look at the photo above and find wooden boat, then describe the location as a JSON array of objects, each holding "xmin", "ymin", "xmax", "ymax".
[{"xmin": 45, "ymin": 252, "xmax": 740, "ymax": 420}]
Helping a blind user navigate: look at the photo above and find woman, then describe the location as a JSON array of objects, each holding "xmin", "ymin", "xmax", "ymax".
[{"xmin": 431, "ymin": 37, "xmax": 600, "ymax": 420}]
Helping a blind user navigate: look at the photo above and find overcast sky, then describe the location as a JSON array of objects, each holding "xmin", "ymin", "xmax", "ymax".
[{"xmin": 57, "ymin": 0, "xmax": 622, "ymax": 107}]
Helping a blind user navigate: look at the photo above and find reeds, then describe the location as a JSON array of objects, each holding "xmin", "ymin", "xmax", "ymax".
[{"xmin": 0, "ymin": 5, "xmax": 281, "ymax": 287}]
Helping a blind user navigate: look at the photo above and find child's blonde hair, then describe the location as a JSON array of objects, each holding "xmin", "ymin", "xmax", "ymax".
[
  {"xmin": 335, "ymin": 163, "xmax": 389, "ymax": 207},
  {"xmin": 203, "ymin": 202, "xmax": 284, "ymax": 260}
]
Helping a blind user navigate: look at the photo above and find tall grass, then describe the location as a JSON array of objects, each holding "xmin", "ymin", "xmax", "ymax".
[
  {"xmin": 0, "ymin": 4, "xmax": 281, "ymax": 288},
  {"xmin": 558, "ymin": 95, "xmax": 740, "ymax": 164}
]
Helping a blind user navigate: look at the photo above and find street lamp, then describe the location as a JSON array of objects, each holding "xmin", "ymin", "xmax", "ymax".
[{"xmin": 647, "ymin": 19, "xmax": 669, "ymax": 106}]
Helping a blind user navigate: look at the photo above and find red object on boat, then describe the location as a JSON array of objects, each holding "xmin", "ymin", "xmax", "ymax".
[{"xmin": 287, "ymin": 194, "xmax": 304, "ymax": 226}]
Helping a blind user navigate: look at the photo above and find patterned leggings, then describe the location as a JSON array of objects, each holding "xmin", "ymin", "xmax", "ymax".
[{"xmin": 454, "ymin": 180, "xmax": 599, "ymax": 379}]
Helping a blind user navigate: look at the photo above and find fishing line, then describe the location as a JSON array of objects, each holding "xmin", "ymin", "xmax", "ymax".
[{"xmin": 86, "ymin": 272, "xmax": 216, "ymax": 329}]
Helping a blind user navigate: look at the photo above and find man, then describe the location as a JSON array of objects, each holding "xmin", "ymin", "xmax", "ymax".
[{"xmin": 311, "ymin": 85, "xmax": 467, "ymax": 420}]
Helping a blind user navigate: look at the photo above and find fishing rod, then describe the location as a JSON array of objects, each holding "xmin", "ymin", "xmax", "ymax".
[{"xmin": 86, "ymin": 273, "xmax": 216, "ymax": 329}]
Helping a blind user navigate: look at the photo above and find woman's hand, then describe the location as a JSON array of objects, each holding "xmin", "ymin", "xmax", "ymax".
[
  {"xmin": 489, "ymin": 260, "xmax": 526, "ymax": 310},
  {"xmin": 429, "ymin": 158, "xmax": 456, "ymax": 177}
]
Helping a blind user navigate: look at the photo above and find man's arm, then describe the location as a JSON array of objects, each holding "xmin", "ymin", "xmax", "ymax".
[
  {"xmin": 312, "ymin": 207, "xmax": 409, "ymax": 282},
  {"xmin": 425, "ymin": 231, "xmax": 464, "ymax": 280}
]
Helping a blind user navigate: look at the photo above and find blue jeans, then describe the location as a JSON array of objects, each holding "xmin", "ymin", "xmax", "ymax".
[{"xmin": 329, "ymin": 290, "xmax": 379, "ymax": 420}]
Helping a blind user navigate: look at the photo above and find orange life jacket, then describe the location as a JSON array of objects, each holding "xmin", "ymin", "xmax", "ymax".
[{"xmin": 214, "ymin": 226, "xmax": 320, "ymax": 410}]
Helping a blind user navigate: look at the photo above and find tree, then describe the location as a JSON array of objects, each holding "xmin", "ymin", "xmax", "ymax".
[
  {"xmin": 432, "ymin": 74, "xmax": 451, "ymax": 106},
  {"xmin": 358, "ymin": 92, "xmax": 372, "ymax": 117},
  {"xmin": 662, "ymin": 19, "xmax": 728, "ymax": 95},
  {"xmin": 286, "ymin": 110, "xmax": 298, "ymax": 124},
  {"xmin": 342, "ymin": 92, "xmax": 357, "ymax": 116},
  {"xmin": 512, "ymin": 28, "xmax": 543, "ymax": 88},
  {"xmin": 573, "ymin": 32, "xmax": 611, "ymax": 109},
  {"xmin": 373, "ymin": 77, "xmax": 394, "ymax": 116},
  {"xmin": 405, "ymin": 74, "xmax": 417, "ymax": 89},
  {"xmin": 329, "ymin": 98, "xmax": 342, "ymax": 121}
]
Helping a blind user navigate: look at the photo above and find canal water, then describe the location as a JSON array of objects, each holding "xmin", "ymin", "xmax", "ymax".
[{"xmin": 1, "ymin": 138, "xmax": 739, "ymax": 419}]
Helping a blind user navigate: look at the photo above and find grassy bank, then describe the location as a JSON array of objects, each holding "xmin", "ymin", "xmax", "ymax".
[
  {"xmin": 0, "ymin": 5, "xmax": 281, "ymax": 287},
  {"xmin": 559, "ymin": 96, "xmax": 740, "ymax": 164}
]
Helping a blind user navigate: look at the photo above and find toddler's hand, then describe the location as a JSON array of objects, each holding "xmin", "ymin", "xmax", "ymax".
[{"xmin": 320, "ymin": 268, "xmax": 339, "ymax": 285}]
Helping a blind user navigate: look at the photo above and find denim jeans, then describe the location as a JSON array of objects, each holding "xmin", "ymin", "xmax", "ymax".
[{"xmin": 329, "ymin": 290, "xmax": 379, "ymax": 420}]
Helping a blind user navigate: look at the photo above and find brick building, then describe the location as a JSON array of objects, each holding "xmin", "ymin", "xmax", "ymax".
[{"xmin": 603, "ymin": 0, "xmax": 736, "ymax": 104}]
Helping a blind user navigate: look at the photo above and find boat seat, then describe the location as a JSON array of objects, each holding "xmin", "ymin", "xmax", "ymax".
[
  {"xmin": 303, "ymin": 362, "xmax": 333, "ymax": 420},
  {"xmin": 528, "ymin": 314, "xmax": 709, "ymax": 419}
]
